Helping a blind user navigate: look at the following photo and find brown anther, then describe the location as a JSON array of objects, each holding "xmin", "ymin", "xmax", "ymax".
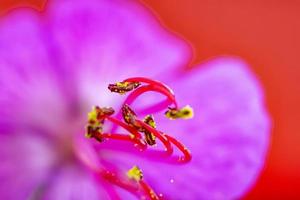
[
  {"xmin": 85, "ymin": 125, "xmax": 103, "ymax": 142},
  {"xmin": 144, "ymin": 131, "xmax": 156, "ymax": 146},
  {"xmin": 86, "ymin": 106, "xmax": 115, "ymax": 143},
  {"xmin": 121, "ymin": 104, "xmax": 141, "ymax": 130},
  {"xmin": 142, "ymin": 115, "xmax": 156, "ymax": 146},
  {"xmin": 95, "ymin": 106, "xmax": 115, "ymax": 120},
  {"xmin": 108, "ymin": 81, "xmax": 141, "ymax": 94},
  {"xmin": 143, "ymin": 115, "xmax": 156, "ymax": 128}
]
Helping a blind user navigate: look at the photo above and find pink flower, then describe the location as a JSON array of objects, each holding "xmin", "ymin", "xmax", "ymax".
[{"xmin": 0, "ymin": 0, "xmax": 270, "ymax": 199}]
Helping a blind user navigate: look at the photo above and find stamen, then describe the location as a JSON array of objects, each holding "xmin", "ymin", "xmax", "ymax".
[
  {"xmin": 127, "ymin": 165, "xmax": 143, "ymax": 181},
  {"xmin": 143, "ymin": 115, "xmax": 156, "ymax": 128},
  {"xmin": 139, "ymin": 180, "xmax": 160, "ymax": 200},
  {"xmin": 108, "ymin": 81, "xmax": 141, "ymax": 94},
  {"xmin": 142, "ymin": 115, "xmax": 156, "ymax": 146},
  {"xmin": 97, "ymin": 106, "xmax": 115, "ymax": 120},
  {"xmin": 85, "ymin": 125, "xmax": 103, "ymax": 142},
  {"xmin": 106, "ymin": 116, "xmax": 142, "ymax": 139},
  {"xmin": 101, "ymin": 116, "xmax": 147, "ymax": 150},
  {"xmin": 121, "ymin": 104, "xmax": 142, "ymax": 130},
  {"xmin": 85, "ymin": 106, "xmax": 115, "ymax": 141},
  {"xmin": 123, "ymin": 77, "xmax": 174, "ymax": 96},
  {"xmin": 127, "ymin": 166, "xmax": 160, "ymax": 200},
  {"xmin": 165, "ymin": 135, "xmax": 192, "ymax": 163},
  {"xmin": 136, "ymin": 119, "xmax": 173, "ymax": 156},
  {"xmin": 165, "ymin": 105, "xmax": 194, "ymax": 120},
  {"xmin": 99, "ymin": 169, "xmax": 139, "ymax": 196},
  {"xmin": 85, "ymin": 77, "xmax": 194, "ymax": 199},
  {"xmin": 124, "ymin": 84, "xmax": 178, "ymax": 109}
]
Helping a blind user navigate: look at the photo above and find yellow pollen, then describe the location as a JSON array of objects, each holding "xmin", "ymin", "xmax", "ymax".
[
  {"xmin": 88, "ymin": 107, "xmax": 98, "ymax": 122},
  {"xmin": 144, "ymin": 115, "xmax": 156, "ymax": 128},
  {"xmin": 116, "ymin": 81, "xmax": 129, "ymax": 87},
  {"xmin": 109, "ymin": 81, "xmax": 140, "ymax": 95},
  {"xmin": 165, "ymin": 105, "xmax": 194, "ymax": 120},
  {"xmin": 127, "ymin": 165, "xmax": 143, "ymax": 181}
]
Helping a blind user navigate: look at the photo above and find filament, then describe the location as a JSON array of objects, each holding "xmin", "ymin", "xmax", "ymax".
[{"xmin": 85, "ymin": 77, "xmax": 194, "ymax": 199}]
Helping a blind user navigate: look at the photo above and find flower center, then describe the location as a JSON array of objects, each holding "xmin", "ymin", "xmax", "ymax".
[{"xmin": 84, "ymin": 77, "xmax": 193, "ymax": 199}]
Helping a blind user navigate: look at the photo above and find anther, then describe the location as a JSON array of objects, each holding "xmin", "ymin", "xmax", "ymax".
[
  {"xmin": 142, "ymin": 115, "xmax": 156, "ymax": 146},
  {"xmin": 127, "ymin": 165, "xmax": 143, "ymax": 181},
  {"xmin": 86, "ymin": 106, "xmax": 115, "ymax": 142},
  {"xmin": 143, "ymin": 115, "xmax": 156, "ymax": 129},
  {"xmin": 85, "ymin": 77, "xmax": 194, "ymax": 199},
  {"xmin": 122, "ymin": 104, "xmax": 142, "ymax": 130},
  {"xmin": 85, "ymin": 125, "xmax": 103, "ymax": 142},
  {"xmin": 108, "ymin": 81, "xmax": 141, "ymax": 94},
  {"xmin": 98, "ymin": 106, "xmax": 115, "ymax": 119},
  {"xmin": 165, "ymin": 105, "xmax": 194, "ymax": 120}
]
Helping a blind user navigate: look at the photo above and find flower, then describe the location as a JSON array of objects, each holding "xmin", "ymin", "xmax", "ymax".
[{"xmin": 0, "ymin": 0, "xmax": 270, "ymax": 199}]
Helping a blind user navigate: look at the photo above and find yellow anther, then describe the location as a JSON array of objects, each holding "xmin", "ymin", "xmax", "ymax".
[
  {"xmin": 87, "ymin": 106, "xmax": 114, "ymax": 126},
  {"xmin": 165, "ymin": 105, "xmax": 194, "ymax": 120},
  {"xmin": 127, "ymin": 165, "xmax": 143, "ymax": 181},
  {"xmin": 85, "ymin": 106, "xmax": 114, "ymax": 142},
  {"xmin": 144, "ymin": 115, "xmax": 156, "ymax": 128},
  {"xmin": 108, "ymin": 81, "xmax": 140, "ymax": 94},
  {"xmin": 87, "ymin": 107, "xmax": 98, "ymax": 122},
  {"xmin": 116, "ymin": 82, "xmax": 128, "ymax": 87}
]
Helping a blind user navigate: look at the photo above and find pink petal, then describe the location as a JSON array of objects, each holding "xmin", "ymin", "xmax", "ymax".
[
  {"xmin": 42, "ymin": 166, "xmax": 109, "ymax": 200},
  {"xmin": 0, "ymin": 0, "xmax": 270, "ymax": 198},
  {"xmin": 0, "ymin": 0, "xmax": 190, "ymax": 132},
  {"xmin": 46, "ymin": 0, "xmax": 190, "ymax": 107},
  {"xmin": 0, "ymin": 11, "xmax": 75, "ymax": 135},
  {"xmin": 104, "ymin": 57, "xmax": 270, "ymax": 199},
  {"xmin": 0, "ymin": 133, "xmax": 56, "ymax": 199}
]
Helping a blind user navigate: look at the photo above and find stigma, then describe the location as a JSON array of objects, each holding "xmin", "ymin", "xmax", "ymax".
[{"xmin": 85, "ymin": 77, "xmax": 194, "ymax": 199}]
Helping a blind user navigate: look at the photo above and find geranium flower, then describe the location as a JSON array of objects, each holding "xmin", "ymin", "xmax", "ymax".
[{"xmin": 0, "ymin": 0, "xmax": 270, "ymax": 199}]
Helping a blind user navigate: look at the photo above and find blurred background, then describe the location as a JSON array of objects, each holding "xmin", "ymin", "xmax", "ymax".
[
  {"xmin": 139, "ymin": 1, "xmax": 300, "ymax": 198},
  {"xmin": 1, "ymin": 0, "xmax": 299, "ymax": 199}
]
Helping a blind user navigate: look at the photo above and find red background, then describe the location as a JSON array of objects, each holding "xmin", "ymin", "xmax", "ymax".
[
  {"xmin": 139, "ymin": 1, "xmax": 300, "ymax": 199},
  {"xmin": 1, "ymin": 0, "xmax": 300, "ymax": 199}
]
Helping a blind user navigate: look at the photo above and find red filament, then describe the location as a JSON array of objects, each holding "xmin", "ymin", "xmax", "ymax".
[{"xmin": 86, "ymin": 77, "xmax": 193, "ymax": 199}]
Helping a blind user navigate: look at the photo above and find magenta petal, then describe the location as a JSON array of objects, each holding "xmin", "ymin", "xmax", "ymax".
[
  {"xmin": 0, "ymin": 11, "xmax": 74, "ymax": 135},
  {"xmin": 46, "ymin": 0, "xmax": 190, "ymax": 107},
  {"xmin": 158, "ymin": 57, "xmax": 270, "ymax": 198},
  {"xmin": 0, "ymin": 0, "xmax": 270, "ymax": 198},
  {"xmin": 0, "ymin": 133, "xmax": 55, "ymax": 199},
  {"xmin": 42, "ymin": 166, "xmax": 109, "ymax": 200},
  {"xmin": 105, "ymin": 57, "xmax": 270, "ymax": 199}
]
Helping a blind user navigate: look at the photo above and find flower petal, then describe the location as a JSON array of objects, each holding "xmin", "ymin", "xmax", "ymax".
[
  {"xmin": 0, "ymin": 133, "xmax": 55, "ymax": 199},
  {"xmin": 0, "ymin": 10, "xmax": 76, "ymax": 135},
  {"xmin": 153, "ymin": 57, "xmax": 270, "ymax": 198},
  {"xmin": 46, "ymin": 0, "xmax": 190, "ymax": 107},
  {"xmin": 42, "ymin": 165, "xmax": 109, "ymax": 200},
  {"xmin": 104, "ymin": 57, "xmax": 270, "ymax": 199}
]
